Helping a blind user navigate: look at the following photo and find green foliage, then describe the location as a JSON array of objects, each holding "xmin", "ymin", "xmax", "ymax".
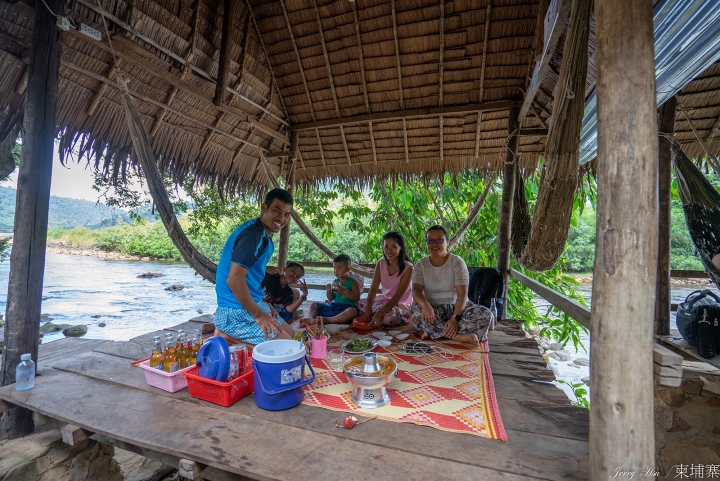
[{"xmin": 555, "ymin": 379, "xmax": 590, "ymax": 410}]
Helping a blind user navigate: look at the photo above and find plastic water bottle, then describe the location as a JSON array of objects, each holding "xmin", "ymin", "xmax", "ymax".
[
  {"xmin": 15, "ymin": 353, "xmax": 35, "ymax": 391},
  {"xmin": 227, "ymin": 346, "xmax": 240, "ymax": 382},
  {"xmin": 489, "ymin": 298, "xmax": 498, "ymax": 319},
  {"xmin": 496, "ymin": 298, "xmax": 504, "ymax": 319}
]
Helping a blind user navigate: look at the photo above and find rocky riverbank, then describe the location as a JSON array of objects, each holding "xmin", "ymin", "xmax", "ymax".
[
  {"xmin": 46, "ymin": 241, "xmax": 157, "ymax": 262},
  {"xmin": 565, "ymin": 273, "xmax": 713, "ymax": 287}
]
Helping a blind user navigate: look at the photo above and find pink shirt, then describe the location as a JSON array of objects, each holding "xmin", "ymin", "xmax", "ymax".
[{"xmin": 377, "ymin": 258, "xmax": 414, "ymax": 307}]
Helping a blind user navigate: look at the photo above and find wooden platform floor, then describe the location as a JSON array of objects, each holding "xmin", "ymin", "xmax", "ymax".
[
  {"xmin": 0, "ymin": 317, "xmax": 589, "ymax": 480},
  {"xmin": 657, "ymin": 327, "xmax": 720, "ymax": 370}
]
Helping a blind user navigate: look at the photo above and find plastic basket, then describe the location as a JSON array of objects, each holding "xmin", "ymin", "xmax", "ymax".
[
  {"xmin": 138, "ymin": 360, "xmax": 192, "ymax": 393},
  {"xmin": 183, "ymin": 365, "xmax": 254, "ymax": 407}
]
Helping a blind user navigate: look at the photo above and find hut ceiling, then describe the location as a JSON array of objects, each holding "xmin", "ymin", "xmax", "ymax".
[{"xmin": 0, "ymin": 0, "xmax": 718, "ymax": 193}]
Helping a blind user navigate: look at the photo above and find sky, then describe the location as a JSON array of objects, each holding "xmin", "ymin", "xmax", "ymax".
[{"xmin": 1, "ymin": 145, "xmax": 156, "ymax": 204}]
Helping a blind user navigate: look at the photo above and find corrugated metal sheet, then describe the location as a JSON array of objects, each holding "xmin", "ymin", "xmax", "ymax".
[{"xmin": 579, "ymin": 0, "xmax": 720, "ymax": 164}]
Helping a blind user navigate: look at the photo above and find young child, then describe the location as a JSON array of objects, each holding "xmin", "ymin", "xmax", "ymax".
[
  {"xmin": 305, "ymin": 254, "xmax": 359, "ymax": 324},
  {"xmin": 261, "ymin": 262, "xmax": 308, "ymax": 322}
]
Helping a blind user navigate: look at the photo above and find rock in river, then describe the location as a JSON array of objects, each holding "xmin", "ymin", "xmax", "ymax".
[
  {"xmin": 164, "ymin": 284, "xmax": 184, "ymax": 291},
  {"xmin": 39, "ymin": 322, "xmax": 72, "ymax": 334},
  {"xmin": 548, "ymin": 350, "xmax": 573, "ymax": 362},
  {"xmin": 62, "ymin": 325, "xmax": 88, "ymax": 337},
  {"xmin": 573, "ymin": 358, "xmax": 590, "ymax": 366},
  {"xmin": 138, "ymin": 272, "xmax": 165, "ymax": 279},
  {"xmin": 98, "ymin": 322, "xmax": 107, "ymax": 327}
]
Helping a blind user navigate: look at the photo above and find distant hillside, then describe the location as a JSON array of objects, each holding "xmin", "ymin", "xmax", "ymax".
[{"xmin": 0, "ymin": 186, "xmax": 131, "ymax": 231}]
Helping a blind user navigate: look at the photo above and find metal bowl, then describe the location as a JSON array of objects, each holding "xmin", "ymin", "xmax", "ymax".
[
  {"xmin": 343, "ymin": 353, "xmax": 398, "ymax": 408},
  {"xmin": 341, "ymin": 338, "xmax": 377, "ymax": 354}
]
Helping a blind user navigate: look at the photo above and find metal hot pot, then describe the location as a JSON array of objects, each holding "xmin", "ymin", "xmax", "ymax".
[{"xmin": 343, "ymin": 352, "xmax": 398, "ymax": 408}]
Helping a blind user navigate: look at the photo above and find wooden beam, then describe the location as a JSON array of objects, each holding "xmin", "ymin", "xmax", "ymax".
[
  {"xmin": 86, "ymin": 60, "xmax": 117, "ymax": 116},
  {"xmin": 479, "ymin": 2, "xmax": 491, "ymax": 103},
  {"xmin": 474, "ymin": 112, "xmax": 483, "ymax": 160},
  {"xmin": 510, "ymin": 269, "xmax": 590, "ymax": 328},
  {"xmin": 390, "ymin": 0, "xmax": 405, "ymax": 110},
  {"xmin": 61, "ymin": 59, "xmax": 268, "ymax": 152},
  {"xmin": 61, "ymin": 424, "xmax": 93, "ymax": 446},
  {"xmin": 214, "ymin": 0, "xmax": 234, "ymax": 107},
  {"xmin": 236, "ymin": 12, "xmax": 252, "ymax": 98},
  {"xmin": 64, "ymin": 30, "xmax": 289, "ymax": 145},
  {"xmin": 656, "ymin": 96, "xmax": 676, "ymax": 336},
  {"xmin": 0, "ymin": 399, "xmax": 16, "ymax": 415},
  {"xmin": 652, "ymin": 344, "xmax": 683, "ymax": 387},
  {"xmin": 670, "ymin": 269, "xmax": 709, "ymax": 279},
  {"xmin": 519, "ymin": 128, "xmax": 548, "ymax": 136},
  {"xmin": 496, "ymin": 107, "xmax": 519, "ymax": 314},
  {"xmin": 369, "ymin": 122, "xmax": 378, "ymax": 164},
  {"xmin": 439, "ymin": 116, "xmax": 444, "ymax": 165},
  {"xmin": 243, "ymin": 0, "xmax": 290, "ymax": 121},
  {"xmin": 517, "ymin": 0, "xmax": 572, "ymax": 124},
  {"xmin": 280, "ymin": 0, "xmax": 316, "ymax": 122},
  {"xmin": 315, "ymin": 129, "xmax": 327, "ymax": 168},
  {"xmin": 438, "ymin": 0, "xmax": 445, "ymax": 108},
  {"xmin": 340, "ymin": 126, "xmax": 352, "ymax": 165},
  {"xmin": 403, "ymin": 118, "xmax": 409, "ymax": 163},
  {"xmin": 706, "ymin": 113, "xmax": 720, "ymax": 143},
  {"xmin": 352, "ymin": 1, "xmax": 371, "ymax": 114},
  {"xmin": 289, "ymin": 100, "xmax": 521, "ymax": 131},
  {"xmin": 0, "ymin": 0, "xmax": 62, "ymax": 438},
  {"xmin": 73, "ymin": 0, "xmax": 288, "ymax": 126},
  {"xmin": 591, "ymin": 0, "xmax": 658, "ymax": 476},
  {"xmin": 265, "ymin": 151, "xmax": 294, "ymax": 159}
]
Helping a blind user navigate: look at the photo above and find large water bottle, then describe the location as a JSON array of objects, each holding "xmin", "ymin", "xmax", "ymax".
[{"xmin": 15, "ymin": 353, "xmax": 35, "ymax": 391}]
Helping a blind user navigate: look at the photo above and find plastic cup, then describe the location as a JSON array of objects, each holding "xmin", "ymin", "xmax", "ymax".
[
  {"xmin": 310, "ymin": 336, "xmax": 328, "ymax": 359},
  {"xmin": 328, "ymin": 348, "xmax": 344, "ymax": 370}
]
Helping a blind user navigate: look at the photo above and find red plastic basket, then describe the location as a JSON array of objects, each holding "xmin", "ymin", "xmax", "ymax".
[{"xmin": 183, "ymin": 365, "xmax": 254, "ymax": 407}]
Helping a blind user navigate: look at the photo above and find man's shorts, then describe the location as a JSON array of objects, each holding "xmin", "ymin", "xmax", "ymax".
[
  {"xmin": 214, "ymin": 301, "xmax": 284, "ymax": 345},
  {"xmin": 316, "ymin": 302, "xmax": 357, "ymax": 318}
]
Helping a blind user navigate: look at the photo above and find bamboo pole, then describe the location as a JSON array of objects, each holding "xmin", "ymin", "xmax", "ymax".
[
  {"xmin": 655, "ymin": 96, "xmax": 676, "ymax": 336},
  {"xmin": 0, "ymin": 0, "xmax": 63, "ymax": 439},
  {"xmin": 277, "ymin": 134, "xmax": 297, "ymax": 268},
  {"xmin": 496, "ymin": 108, "xmax": 519, "ymax": 316},
  {"xmin": 591, "ymin": 0, "xmax": 658, "ymax": 477}
]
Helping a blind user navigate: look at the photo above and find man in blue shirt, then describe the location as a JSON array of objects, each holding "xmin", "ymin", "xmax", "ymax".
[{"xmin": 214, "ymin": 188, "xmax": 295, "ymax": 345}]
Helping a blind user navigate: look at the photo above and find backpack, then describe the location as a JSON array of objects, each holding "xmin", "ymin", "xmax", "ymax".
[
  {"xmin": 468, "ymin": 267, "xmax": 505, "ymax": 317},
  {"xmin": 676, "ymin": 290, "xmax": 720, "ymax": 359}
]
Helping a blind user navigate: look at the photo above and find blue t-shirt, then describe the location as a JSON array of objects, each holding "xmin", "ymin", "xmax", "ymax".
[{"xmin": 215, "ymin": 218, "xmax": 274, "ymax": 309}]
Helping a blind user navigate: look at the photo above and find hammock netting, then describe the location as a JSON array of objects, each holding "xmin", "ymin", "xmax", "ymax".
[
  {"xmin": 673, "ymin": 142, "xmax": 720, "ymax": 288},
  {"xmin": 512, "ymin": 0, "xmax": 591, "ymax": 271}
]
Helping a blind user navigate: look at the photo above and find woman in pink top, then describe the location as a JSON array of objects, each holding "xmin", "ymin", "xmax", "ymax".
[{"xmin": 362, "ymin": 232, "xmax": 414, "ymax": 327}]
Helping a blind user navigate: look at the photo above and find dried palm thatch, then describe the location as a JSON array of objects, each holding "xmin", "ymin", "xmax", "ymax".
[
  {"xmin": 515, "ymin": 0, "xmax": 590, "ymax": 271},
  {"xmin": 673, "ymin": 141, "xmax": 720, "ymax": 288}
]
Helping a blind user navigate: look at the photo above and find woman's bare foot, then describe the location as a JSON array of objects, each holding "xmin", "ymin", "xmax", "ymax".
[{"xmin": 451, "ymin": 333, "xmax": 480, "ymax": 347}]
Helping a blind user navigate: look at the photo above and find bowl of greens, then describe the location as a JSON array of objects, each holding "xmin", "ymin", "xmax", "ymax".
[{"xmin": 341, "ymin": 338, "xmax": 377, "ymax": 354}]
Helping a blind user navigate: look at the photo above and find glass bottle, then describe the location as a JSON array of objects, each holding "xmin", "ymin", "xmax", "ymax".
[
  {"xmin": 489, "ymin": 298, "xmax": 498, "ymax": 320},
  {"xmin": 15, "ymin": 353, "xmax": 35, "ymax": 391},
  {"xmin": 163, "ymin": 333, "xmax": 178, "ymax": 373},
  {"xmin": 227, "ymin": 345, "xmax": 239, "ymax": 382},
  {"xmin": 176, "ymin": 331, "xmax": 187, "ymax": 369},
  {"xmin": 149, "ymin": 336, "xmax": 164, "ymax": 370},
  {"xmin": 189, "ymin": 330, "xmax": 202, "ymax": 366}
]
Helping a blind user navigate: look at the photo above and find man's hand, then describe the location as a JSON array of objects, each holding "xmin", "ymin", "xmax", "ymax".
[
  {"xmin": 255, "ymin": 312, "xmax": 282, "ymax": 340},
  {"xmin": 269, "ymin": 305, "xmax": 279, "ymax": 319},
  {"xmin": 444, "ymin": 318, "xmax": 459, "ymax": 338},
  {"xmin": 421, "ymin": 303, "xmax": 435, "ymax": 324}
]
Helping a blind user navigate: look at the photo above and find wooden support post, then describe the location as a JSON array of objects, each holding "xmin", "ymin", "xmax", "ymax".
[
  {"xmin": 655, "ymin": 96, "xmax": 676, "ymax": 336},
  {"xmin": 0, "ymin": 0, "xmax": 62, "ymax": 440},
  {"xmin": 277, "ymin": 131, "xmax": 297, "ymax": 269},
  {"xmin": 0, "ymin": 400, "xmax": 16, "ymax": 415},
  {"xmin": 591, "ymin": 0, "xmax": 658, "ymax": 478},
  {"xmin": 214, "ymin": 0, "xmax": 234, "ymax": 107},
  {"xmin": 61, "ymin": 424, "xmax": 93, "ymax": 446},
  {"xmin": 496, "ymin": 107, "xmax": 519, "ymax": 316},
  {"xmin": 178, "ymin": 459, "xmax": 207, "ymax": 479}
]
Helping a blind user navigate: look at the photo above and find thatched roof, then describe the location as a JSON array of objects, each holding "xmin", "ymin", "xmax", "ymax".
[{"xmin": 0, "ymin": 0, "xmax": 718, "ymax": 193}]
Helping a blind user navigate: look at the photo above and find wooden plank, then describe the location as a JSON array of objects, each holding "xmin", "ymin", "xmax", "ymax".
[
  {"xmin": 0, "ymin": 370, "xmax": 542, "ymax": 481},
  {"xmin": 0, "ymin": 399, "xmax": 16, "ymax": 414},
  {"xmin": 517, "ymin": 0, "xmax": 572, "ymax": 123},
  {"xmin": 653, "ymin": 343, "xmax": 683, "ymax": 368},
  {"xmin": 656, "ymin": 329, "xmax": 720, "ymax": 369},
  {"xmin": 510, "ymin": 269, "xmax": 590, "ymax": 329},
  {"xmin": 214, "ymin": 0, "xmax": 234, "ymax": 107},
  {"xmin": 61, "ymin": 423, "xmax": 93, "ymax": 446},
  {"xmin": 289, "ymin": 100, "xmax": 522, "ymax": 132},
  {"xmin": 42, "ymin": 345, "xmax": 588, "ymax": 478},
  {"xmin": 670, "ymin": 269, "xmax": 709, "ymax": 279}
]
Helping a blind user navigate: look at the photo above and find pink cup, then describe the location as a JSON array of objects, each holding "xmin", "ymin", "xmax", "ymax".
[{"xmin": 310, "ymin": 336, "xmax": 328, "ymax": 359}]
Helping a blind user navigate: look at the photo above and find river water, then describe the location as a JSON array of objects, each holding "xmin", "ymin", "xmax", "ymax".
[{"xmin": 0, "ymin": 253, "xmax": 710, "ymax": 403}]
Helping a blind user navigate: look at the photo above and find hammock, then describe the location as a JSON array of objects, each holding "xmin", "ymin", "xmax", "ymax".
[
  {"xmin": 672, "ymin": 142, "xmax": 720, "ymax": 288},
  {"xmin": 513, "ymin": 0, "xmax": 591, "ymax": 271}
]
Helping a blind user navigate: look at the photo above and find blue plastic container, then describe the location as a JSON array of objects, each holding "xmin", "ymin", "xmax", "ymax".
[{"xmin": 252, "ymin": 340, "xmax": 315, "ymax": 411}]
